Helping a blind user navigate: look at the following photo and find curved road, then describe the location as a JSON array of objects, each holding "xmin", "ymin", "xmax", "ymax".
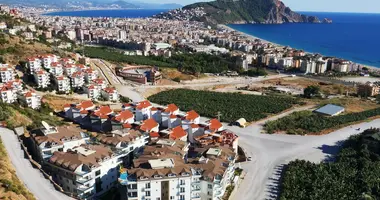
[
  {"xmin": 0, "ymin": 128, "xmax": 73, "ymax": 200},
  {"xmin": 228, "ymin": 111, "xmax": 380, "ymax": 200}
]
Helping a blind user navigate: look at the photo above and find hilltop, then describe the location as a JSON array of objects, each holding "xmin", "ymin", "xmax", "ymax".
[{"xmin": 154, "ymin": 0, "xmax": 332, "ymax": 25}]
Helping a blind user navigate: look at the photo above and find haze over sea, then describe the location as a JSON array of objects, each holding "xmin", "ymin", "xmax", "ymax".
[{"xmin": 46, "ymin": 10, "xmax": 380, "ymax": 68}]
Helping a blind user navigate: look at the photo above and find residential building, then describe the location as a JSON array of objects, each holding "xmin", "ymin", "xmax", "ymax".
[
  {"xmin": 83, "ymin": 68, "xmax": 98, "ymax": 83},
  {"xmin": 54, "ymin": 76, "xmax": 71, "ymax": 93},
  {"xmin": 111, "ymin": 110, "xmax": 135, "ymax": 131},
  {"xmin": 70, "ymin": 71, "xmax": 85, "ymax": 89},
  {"xmin": 46, "ymin": 144, "xmax": 123, "ymax": 199},
  {"xmin": 64, "ymin": 64, "xmax": 78, "ymax": 77},
  {"xmin": 0, "ymin": 85, "xmax": 16, "ymax": 103},
  {"xmin": 30, "ymin": 125, "xmax": 90, "ymax": 162},
  {"xmin": 64, "ymin": 100, "xmax": 96, "ymax": 123},
  {"xmin": 0, "ymin": 66, "xmax": 15, "ymax": 83},
  {"xmin": 50, "ymin": 62, "xmax": 64, "ymax": 76},
  {"xmin": 134, "ymin": 100, "xmax": 153, "ymax": 121},
  {"xmin": 18, "ymin": 90, "xmax": 41, "ymax": 109},
  {"xmin": 357, "ymin": 82, "xmax": 380, "ymax": 97},
  {"xmin": 34, "ymin": 70, "xmax": 50, "ymax": 88},
  {"xmin": 84, "ymin": 84, "xmax": 101, "ymax": 100},
  {"xmin": 27, "ymin": 57, "xmax": 42, "ymax": 74},
  {"xmin": 40, "ymin": 54, "xmax": 59, "ymax": 69},
  {"xmin": 119, "ymin": 140, "xmax": 237, "ymax": 200},
  {"xmin": 93, "ymin": 78, "xmax": 107, "ymax": 89},
  {"xmin": 101, "ymin": 87, "xmax": 118, "ymax": 102},
  {"xmin": 162, "ymin": 104, "xmax": 180, "ymax": 129}
]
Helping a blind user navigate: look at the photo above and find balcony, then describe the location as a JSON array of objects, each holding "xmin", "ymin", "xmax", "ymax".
[
  {"xmin": 77, "ymin": 184, "xmax": 93, "ymax": 193},
  {"xmin": 191, "ymin": 196, "xmax": 201, "ymax": 200},
  {"xmin": 191, "ymin": 187, "xmax": 201, "ymax": 192},
  {"xmin": 76, "ymin": 177, "xmax": 92, "ymax": 184}
]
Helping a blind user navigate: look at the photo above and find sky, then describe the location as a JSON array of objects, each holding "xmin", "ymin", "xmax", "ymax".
[{"xmin": 147, "ymin": 0, "xmax": 380, "ymax": 13}]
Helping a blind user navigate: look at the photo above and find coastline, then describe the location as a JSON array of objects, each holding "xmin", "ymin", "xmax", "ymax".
[{"xmin": 220, "ymin": 24, "xmax": 380, "ymax": 72}]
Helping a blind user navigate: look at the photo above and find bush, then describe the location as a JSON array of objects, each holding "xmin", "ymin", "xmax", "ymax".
[{"xmin": 119, "ymin": 95, "xmax": 131, "ymax": 103}]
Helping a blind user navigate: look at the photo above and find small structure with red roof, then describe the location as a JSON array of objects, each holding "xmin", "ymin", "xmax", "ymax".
[
  {"xmin": 140, "ymin": 118, "xmax": 159, "ymax": 133},
  {"xmin": 169, "ymin": 126, "xmax": 188, "ymax": 141},
  {"xmin": 135, "ymin": 100, "xmax": 153, "ymax": 121}
]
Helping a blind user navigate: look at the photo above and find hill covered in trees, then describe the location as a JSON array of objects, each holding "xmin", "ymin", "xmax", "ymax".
[
  {"xmin": 280, "ymin": 128, "xmax": 380, "ymax": 200},
  {"xmin": 156, "ymin": 0, "xmax": 330, "ymax": 25}
]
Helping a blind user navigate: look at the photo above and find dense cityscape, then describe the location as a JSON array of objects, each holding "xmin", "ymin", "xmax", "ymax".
[{"xmin": 0, "ymin": 1, "xmax": 379, "ymax": 200}]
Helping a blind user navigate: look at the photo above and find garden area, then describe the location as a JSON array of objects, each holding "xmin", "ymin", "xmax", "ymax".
[
  {"xmin": 264, "ymin": 107, "xmax": 380, "ymax": 135},
  {"xmin": 148, "ymin": 89, "xmax": 299, "ymax": 122},
  {"xmin": 280, "ymin": 128, "xmax": 380, "ymax": 200}
]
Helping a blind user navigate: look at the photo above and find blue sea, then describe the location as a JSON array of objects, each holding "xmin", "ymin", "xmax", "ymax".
[
  {"xmin": 45, "ymin": 10, "xmax": 380, "ymax": 68},
  {"xmin": 44, "ymin": 9, "xmax": 168, "ymax": 18},
  {"xmin": 229, "ymin": 12, "xmax": 380, "ymax": 68}
]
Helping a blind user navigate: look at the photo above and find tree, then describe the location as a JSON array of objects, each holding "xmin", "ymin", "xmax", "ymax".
[{"xmin": 303, "ymin": 85, "xmax": 321, "ymax": 98}]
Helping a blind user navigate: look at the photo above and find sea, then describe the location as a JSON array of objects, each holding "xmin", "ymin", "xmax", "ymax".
[
  {"xmin": 45, "ymin": 10, "xmax": 380, "ymax": 68},
  {"xmin": 229, "ymin": 12, "xmax": 380, "ymax": 68}
]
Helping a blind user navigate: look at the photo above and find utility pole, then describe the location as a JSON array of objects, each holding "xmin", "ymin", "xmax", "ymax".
[{"xmin": 216, "ymin": 111, "xmax": 222, "ymax": 121}]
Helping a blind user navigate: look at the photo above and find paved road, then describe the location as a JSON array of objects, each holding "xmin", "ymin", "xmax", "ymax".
[
  {"xmin": 0, "ymin": 128, "xmax": 73, "ymax": 200},
  {"xmin": 228, "ymin": 110, "xmax": 380, "ymax": 200}
]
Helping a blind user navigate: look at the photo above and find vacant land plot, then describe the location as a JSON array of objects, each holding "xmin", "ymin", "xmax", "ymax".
[{"xmin": 148, "ymin": 89, "xmax": 299, "ymax": 122}]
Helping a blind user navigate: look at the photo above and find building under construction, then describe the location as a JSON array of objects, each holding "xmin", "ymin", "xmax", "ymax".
[{"xmin": 116, "ymin": 65, "xmax": 162, "ymax": 84}]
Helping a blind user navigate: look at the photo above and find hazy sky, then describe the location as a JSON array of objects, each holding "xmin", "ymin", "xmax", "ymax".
[{"xmin": 155, "ymin": 0, "xmax": 380, "ymax": 13}]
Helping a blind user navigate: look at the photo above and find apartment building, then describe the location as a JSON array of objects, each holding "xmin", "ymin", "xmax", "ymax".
[
  {"xmin": 0, "ymin": 66, "xmax": 15, "ymax": 83},
  {"xmin": 40, "ymin": 54, "xmax": 59, "ymax": 69},
  {"xmin": 101, "ymin": 87, "xmax": 119, "ymax": 102},
  {"xmin": 0, "ymin": 85, "xmax": 16, "ymax": 103},
  {"xmin": 70, "ymin": 71, "xmax": 85, "ymax": 89},
  {"xmin": 357, "ymin": 82, "xmax": 380, "ymax": 97},
  {"xmin": 54, "ymin": 76, "xmax": 71, "ymax": 93},
  {"xmin": 64, "ymin": 64, "xmax": 78, "ymax": 77},
  {"xmin": 18, "ymin": 90, "xmax": 41, "ymax": 109},
  {"xmin": 84, "ymin": 68, "xmax": 98, "ymax": 83},
  {"xmin": 27, "ymin": 57, "xmax": 42, "ymax": 74},
  {"xmin": 93, "ymin": 78, "xmax": 107, "ymax": 89},
  {"xmin": 64, "ymin": 100, "xmax": 96, "ymax": 123},
  {"xmin": 119, "ymin": 140, "xmax": 237, "ymax": 200},
  {"xmin": 46, "ymin": 144, "xmax": 123, "ymax": 199},
  {"xmin": 34, "ymin": 70, "xmax": 50, "ymax": 88},
  {"xmin": 4, "ymin": 79, "xmax": 23, "ymax": 92},
  {"xmin": 84, "ymin": 84, "xmax": 101, "ymax": 100},
  {"xmin": 50, "ymin": 62, "xmax": 64, "ymax": 76},
  {"xmin": 30, "ymin": 124, "xmax": 90, "ymax": 162}
]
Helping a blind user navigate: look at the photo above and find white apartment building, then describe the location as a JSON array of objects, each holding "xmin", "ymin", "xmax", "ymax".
[
  {"xmin": 101, "ymin": 87, "xmax": 119, "ymax": 102},
  {"xmin": 70, "ymin": 71, "xmax": 85, "ymax": 88},
  {"xmin": 332, "ymin": 59, "xmax": 351, "ymax": 73},
  {"xmin": 0, "ymin": 66, "xmax": 15, "ymax": 83},
  {"xmin": 84, "ymin": 69, "xmax": 98, "ymax": 83},
  {"xmin": 64, "ymin": 64, "xmax": 78, "ymax": 77},
  {"xmin": 54, "ymin": 76, "xmax": 71, "ymax": 93},
  {"xmin": 0, "ymin": 86, "xmax": 16, "ymax": 103},
  {"xmin": 40, "ymin": 54, "xmax": 59, "ymax": 70},
  {"xmin": 18, "ymin": 90, "xmax": 41, "ymax": 109},
  {"xmin": 47, "ymin": 144, "xmax": 123, "ymax": 199},
  {"xmin": 120, "ymin": 140, "xmax": 237, "ymax": 200},
  {"xmin": 30, "ymin": 125, "xmax": 90, "ymax": 161},
  {"xmin": 27, "ymin": 57, "xmax": 42, "ymax": 74},
  {"xmin": 50, "ymin": 62, "xmax": 64, "ymax": 76},
  {"xmin": 34, "ymin": 70, "xmax": 50, "ymax": 88},
  {"xmin": 84, "ymin": 84, "xmax": 101, "ymax": 100},
  {"xmin": 93, "ymin": 78, "xmax": 107, "ymax": 89}
]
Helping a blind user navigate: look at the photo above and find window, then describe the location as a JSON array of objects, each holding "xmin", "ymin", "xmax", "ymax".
[
  {"xmin": 180, "ymin": 180, "xmax": 185, "ymax": 185},
  {"xmin": 146, "ymin": 191, "xmax": 151, "ymax": 196},
  {"xmin": 95, "ymin": 170, "xmax": 101, "ymax": 176},
  {"xmin": 208, "ymin": 184, "xmax": 212, "ymax": 189},
  {"xmin": 180, "ymin": 187, "xmax": 185, "ymax": 193},
  {"xmin": 170, "ymin": 196, "xmax": 174, "ymax": 200},
  {"xmin": 156, "ymin": 198, "xmax": 160, "ymax": 200},
  {"xmin": 207, "ymin": 191, "xmax": 211, "ymax": 195},
  {"xmin": 146, "ymin": 183, "xmax": 151, "ymax": 188},
  {"xmin": 180, "ymin": 195, "xmax": 185, "ymax": 200}
]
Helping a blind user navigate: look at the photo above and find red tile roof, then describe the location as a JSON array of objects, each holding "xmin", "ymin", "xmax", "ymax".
[
  {"xmin": 186, "ymin": 110, "xmax": 199, "ymax": 121},
  {"xmin": 114, "ymin": 110, "xmax": 134, "ymax": 122},
  {"xmin": 140, "ymin": 118, "xmax": 158, "ymax": 132},
  {"xmin": 164, "ymin": 104, "xmax": 178, "ymax": 113},
  {"xmin": 136, "ymin": 100, "xmax": 152, "ymax": 110},
  {"xmin": 103, "ymin": 87, "xmax": 115, "ymax": 94},
  {"xmin": 24, "ymin": 91, "xmax": 33, "ymax": 98},
  {"xmin": 94, "ymin": 106, "xmax": 113, "ymax": 117},
  {"xmin": 76, "ymin": 100, "xmax": 95, "ymax": 110},
  {"xmin": 209, "ymin": 119, "xmax": 223, "ymax": 131},
  {"xmin": 123, "ymin": 123, "xmax": 132, "ymax": 129},
  {"xmin": 170, "ymin": 126, "xmax": 187, "ymax": 140}
]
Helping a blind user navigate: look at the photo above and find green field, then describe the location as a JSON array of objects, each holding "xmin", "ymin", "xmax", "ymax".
[
  {"xmin": 280, "ymin": 128, "xmax": 380, "ymax": 200},
  {"xmin": 148, "ymin": 89, "xmax": 298, "ymax": 122},
  {"xmin": 265, "ymin": 108, "xmax": 380, "ymax": 135}
]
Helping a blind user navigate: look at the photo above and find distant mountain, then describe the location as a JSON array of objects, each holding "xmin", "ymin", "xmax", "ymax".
[
  {"xmin": 1, "ymin": 0, "xmax": 181, "ymax": 10},
  {"xmin": 156, "ymin": 0, "xmax": 332, "ymax": 25}
]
